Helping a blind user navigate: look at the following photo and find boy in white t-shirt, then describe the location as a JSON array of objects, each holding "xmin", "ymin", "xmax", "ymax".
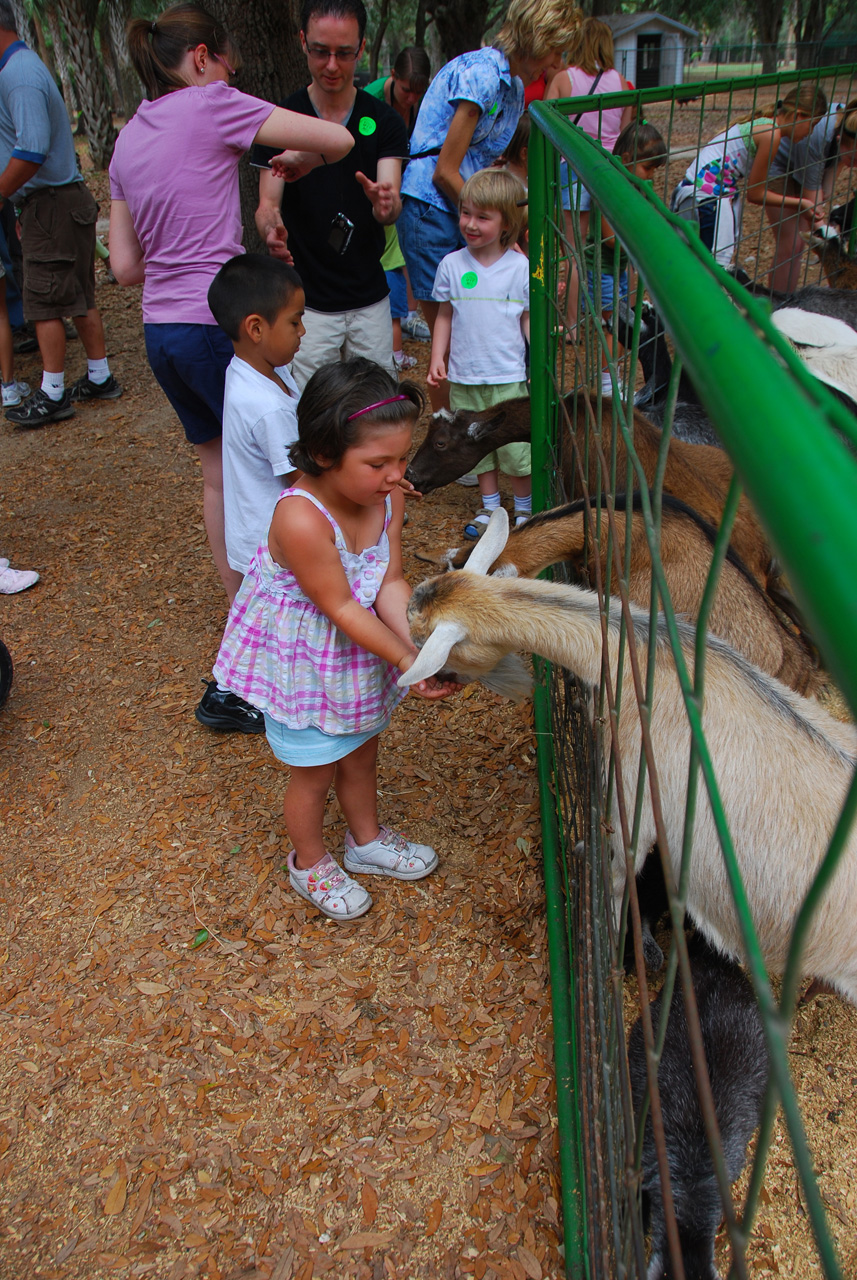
[
  {"xmin": 428, "ymin": 169, "xmax": 530, "ymax": 539},
  {"xmin": 197, "ymin": 254, "xmax": 305, "ymax": 733},
  {"xmin": 207, "ymin": 254, "xmax": 305, "ymax": 575}
]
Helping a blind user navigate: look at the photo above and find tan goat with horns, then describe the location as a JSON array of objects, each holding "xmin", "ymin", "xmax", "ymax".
[{"xmin": 400, "ymin": 510, "xmax": 857, "ymax": 1005}]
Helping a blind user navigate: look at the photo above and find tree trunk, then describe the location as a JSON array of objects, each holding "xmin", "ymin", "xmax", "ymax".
[
  {"xmin": 415, "ymin": 0, "xmax": 428, "ymax": 47},
  {"xmin": 369, "ymin": 0, "xmax": 391, "ymax": 79},
  {"xmin": 98, "ymin": 6, "xmax": 120, "ymax": 112},
  {"xmin": 208, "ymin": 0, "xmax": 307, "ymax": 250},
  {"xmin": 42, "ymin": 7, "xmax": 80, "ymax": 130},
  {"xmin": 424, "ymin": 0, "xmax": 494, "ymax": 61},
  {"xmin": 106, "ymin": 0, "xmax": 143, "ymax": 120},
  {"xmin": 55, "ymin": 0, "xmax": 116, "ymax": 168},
  {"xmin": 755, "ymin": 0, "xmax": 785, "ymax": 74},
  {"xmin": 793, "ymin": 0, "xmax": 827, "ymax": 68}
]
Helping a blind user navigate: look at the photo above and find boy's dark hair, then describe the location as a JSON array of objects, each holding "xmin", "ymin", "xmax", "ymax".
[
  {"xmin": 207, "ymin": 254, "xmax": 303, "ymax": 340},
  {"xmin": 613, "ymin": 120, "xmax": 667, "ymax": 167},
  {"xmin": 300, "ymin": 0, "xmax": 367, "ymax": 42},
  {"xmin": 292, "ymin": 357, "xmax": 424, "ymax": 475}
]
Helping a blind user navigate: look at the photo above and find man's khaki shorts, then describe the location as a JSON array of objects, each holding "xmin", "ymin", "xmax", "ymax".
[{"xmin": 19, "ymin": 180, "xmax": 97, "ymax": 321}]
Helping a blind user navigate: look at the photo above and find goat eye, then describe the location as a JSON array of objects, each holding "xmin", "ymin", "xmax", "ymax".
[{"xmin": 436, "ymin": 442, "xmax": 446, "ymax": 451}]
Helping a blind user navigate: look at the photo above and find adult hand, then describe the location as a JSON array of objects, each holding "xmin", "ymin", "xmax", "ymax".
[
  {"xmin": 265, "ymin": 223, "xmax": 292, "ymax": 264},
  {"xmin": 355, "ymin": 170, "xmax": 395, "ymax": 221},
  {"xmin": 270, "ymin": 150, "xmax": 318, "ymax": 183}
]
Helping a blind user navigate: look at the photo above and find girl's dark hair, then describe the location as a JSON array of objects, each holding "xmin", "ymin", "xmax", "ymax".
[
  {"xmin": 392, "ymin": 46, "xmax": 431, "ymax": 95},
  {"xmin": 127, "ymin": 3, "xmax": 240, "ymax": 99},
  {"xmin": 293, "ymin": 358, "xmax": 424, "ymax": 475},
  {"xmin": 613, "ymin": 120, "xmax": 667, "ymax": 167}
]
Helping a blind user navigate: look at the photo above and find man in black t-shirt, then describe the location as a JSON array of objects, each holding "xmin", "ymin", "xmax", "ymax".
[{"xmin": 254, "ymin": 0, "xmax": 408, "ymax": 388}]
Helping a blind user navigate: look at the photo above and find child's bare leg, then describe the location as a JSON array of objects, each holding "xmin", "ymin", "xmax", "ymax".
[
  {"xmin": 283, "ymin": 761, "xmax": 336, "ymax": 869},
  {"xmin": 392, "ymin": 316, "xmax": 403, "ymax": 351},
  {"xmin": 0, "ymin": 279, "xmax": 14, "ymax": 385},
  {"xmin": 477, "ymin": 469, "xmax": 500, "ymax": 502},
  {"xmin": 333, "ymin": 736, "xmax": 380, "ymax": 844}
]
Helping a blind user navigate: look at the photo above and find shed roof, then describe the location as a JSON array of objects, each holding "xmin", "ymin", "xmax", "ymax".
[{"xmin": 603, "ymin": 12, "xmax": 699, "ymax": 39}]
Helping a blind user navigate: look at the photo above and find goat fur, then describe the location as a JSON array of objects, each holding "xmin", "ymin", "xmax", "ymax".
[
  {"xmin": 442, "ymin": 494, "xmax": 821, "ymax": 696},
  {"xmin": 805, "ymin": 227, "xmax": 857, "ymax": 290},
  {"xmin": 771, "ymin": 308, "xmax": 857, "ymax": 409},
  {"xmin": 401, "ymin": 510, "xmax": 857, "ymax": 1004},
  {"xmin": 406, "ymin": 393, "xmax": 776, "ymax": 591},
  {"xmin": 628, "ymin": 937, "xmax": 769, "ymax": 1280}
]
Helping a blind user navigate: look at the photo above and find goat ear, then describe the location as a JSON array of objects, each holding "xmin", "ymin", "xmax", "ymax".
[
  {"xmin": 397, "ymin": 620, "xmax": 468, "ymax": 687},
  {"xmin": 462, "ymin": 508, "xmax": 509, "ymax": 575}
]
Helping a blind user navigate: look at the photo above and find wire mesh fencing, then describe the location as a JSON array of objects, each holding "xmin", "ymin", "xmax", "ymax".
[{"xmin": 526, "ymin": 64, "xmax": 857, "ymax": 1280}]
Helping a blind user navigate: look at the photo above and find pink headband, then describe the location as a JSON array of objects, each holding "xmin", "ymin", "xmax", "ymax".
[{"xmin": 346, "ymin": 394, "xmax": 411, "ymax": 421}]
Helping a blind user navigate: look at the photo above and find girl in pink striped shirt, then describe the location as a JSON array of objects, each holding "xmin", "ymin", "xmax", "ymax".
[{"xmin": 214, "ymin": 359, "xmax": 460, "ymax": 921}]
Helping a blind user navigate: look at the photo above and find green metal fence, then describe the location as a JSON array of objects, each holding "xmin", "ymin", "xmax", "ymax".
[{"xmin": 527, "ymin": 66, "xmax": 857, "ymax": 1279}]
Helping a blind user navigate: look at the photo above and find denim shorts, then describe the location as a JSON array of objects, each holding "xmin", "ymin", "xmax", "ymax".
[
  {"xmin": 265, "ymin": 714, "xmax": 387, "ymax": 766},
  {"xmin": 586, "ymin": 269, "xmax": 628, "ymax": 314},
  {"xmin": 385, "ymin": 266, "xmax": 408, "ymax": 320},
  {"xmin": 560, "ymin": 161, "xmax": 592, "ymax": 214},
  {"xmin": 398, "ymin": 196, "xmax": 462, "ymax": 300},
  {"xmin": 144, "ymin": 322, "xmax": 234, "ymax": 445}
]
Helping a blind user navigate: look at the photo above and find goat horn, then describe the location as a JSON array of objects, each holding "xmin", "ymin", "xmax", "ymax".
[
  {"xmin": 397, "ymin": 620, "xmax": 467, "ymax": 687},
  {"xmin": 462, "ymin": 508, "xmax": 509, "ymax": 575}
]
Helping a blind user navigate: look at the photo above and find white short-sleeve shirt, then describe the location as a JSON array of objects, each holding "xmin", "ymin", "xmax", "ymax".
[
  {"xmin": 432, "ymin": 246, "xmax": 529, "ymax": 385},
  {"xmin": 222, "ymin": 356, "xmax": 300, "ymax": 573}
]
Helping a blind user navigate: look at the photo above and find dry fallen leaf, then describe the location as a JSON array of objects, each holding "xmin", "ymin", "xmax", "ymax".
[
  {"xmin": 361, "ymin": 1181, "xmax": 378, "ymax": 1225},
  {"xmin": 426, "ymin": 1198, "xmax": 443, "ymax": 1236},
  {"xmin": 103, "ymin": 1175, "xmax": 127, "ymax": 1216},
  {"xmin": 135, "ymin": 981, "xmax": 170, "ymax": 996}
]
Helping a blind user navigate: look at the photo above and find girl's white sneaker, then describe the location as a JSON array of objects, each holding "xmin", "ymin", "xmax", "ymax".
[
  {"xmin": 344, "ymin": 825, "xmax": 438, "ymax": 879},
  {"xmin": 287, "ymin": 851, "xmax": 372, "ymax": 921}
]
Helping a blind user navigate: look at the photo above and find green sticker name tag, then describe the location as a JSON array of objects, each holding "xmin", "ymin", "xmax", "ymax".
[
  {"xmin": 488, "ymin": 102, "xmax": 499, "ymax": 115},
  {"xmin": 358, "ymin": 117, "xmax": 377, "ymax": 136},
  {"xmin": 461, "ymin": 271, "xmax": 478, "ymax": 289}
]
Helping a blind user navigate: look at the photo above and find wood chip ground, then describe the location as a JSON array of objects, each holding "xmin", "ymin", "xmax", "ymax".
[{"xmin": 1, "ymin": 106, "xmax": 856, "ymax": 1278}]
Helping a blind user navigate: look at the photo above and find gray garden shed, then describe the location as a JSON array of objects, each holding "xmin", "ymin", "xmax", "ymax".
[{"xmin": 603, "ymin": 13, "xmax": 698, "ymax": 89}]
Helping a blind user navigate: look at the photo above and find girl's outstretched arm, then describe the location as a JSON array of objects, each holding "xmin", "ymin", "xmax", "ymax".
[
  {"xmin": 747, "ymin": 123, "xmax": 816, "ymax": 213},
  {"xmin": 375, "ymin": 493, "xmax": 463, "ymax": 700}
]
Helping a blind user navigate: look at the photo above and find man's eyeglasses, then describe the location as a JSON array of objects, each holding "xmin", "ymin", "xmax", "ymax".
[{"xmin": 306, "ymin": 44, "xmax": 361, "ymax": 62}]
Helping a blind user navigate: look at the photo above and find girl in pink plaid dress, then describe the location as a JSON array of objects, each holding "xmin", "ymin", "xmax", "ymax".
[{"xmin": 214, "ymin": 359, "xmax": 460, "ymax": 921}]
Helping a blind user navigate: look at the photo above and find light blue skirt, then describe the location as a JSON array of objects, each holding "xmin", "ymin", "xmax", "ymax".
[{"xmin": 265, "ymin": 714, "xmax": 388, "ymax": 766}]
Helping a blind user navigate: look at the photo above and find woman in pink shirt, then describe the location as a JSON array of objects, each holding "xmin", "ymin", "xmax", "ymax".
[
  {"xmin": 546, "ymin": 18, "xmax": 634, "ymax": 328},
  {"xmin": 108, "ymin": 3, "xmax": 352, "ymax": 617}
]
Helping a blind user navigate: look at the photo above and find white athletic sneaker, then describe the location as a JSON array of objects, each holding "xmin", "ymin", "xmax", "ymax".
[
  {"xmin": 343, "ymin": 825, "xmax": 438, "ymax": 880},
  {"xmin": 393, "ymin": 350, "xmax": 418, "ymax": 371},
  {"xmin": 2, "ymin": 380, "xmax": 31, "ymax": 407},
  {"xmin": 402, "ymin": 311, "xmax": 431, "ymax": 342},
  {"xmin": 455, "ymin": 473, "xmax": 480, "ymax": 486},
  {"xmin": 0, "ymin": 566, "xmax": 39, "ymax": 594},
  {"xmin": 287, "ymin": 851, "xmax": 372, "ymax": 921}
]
